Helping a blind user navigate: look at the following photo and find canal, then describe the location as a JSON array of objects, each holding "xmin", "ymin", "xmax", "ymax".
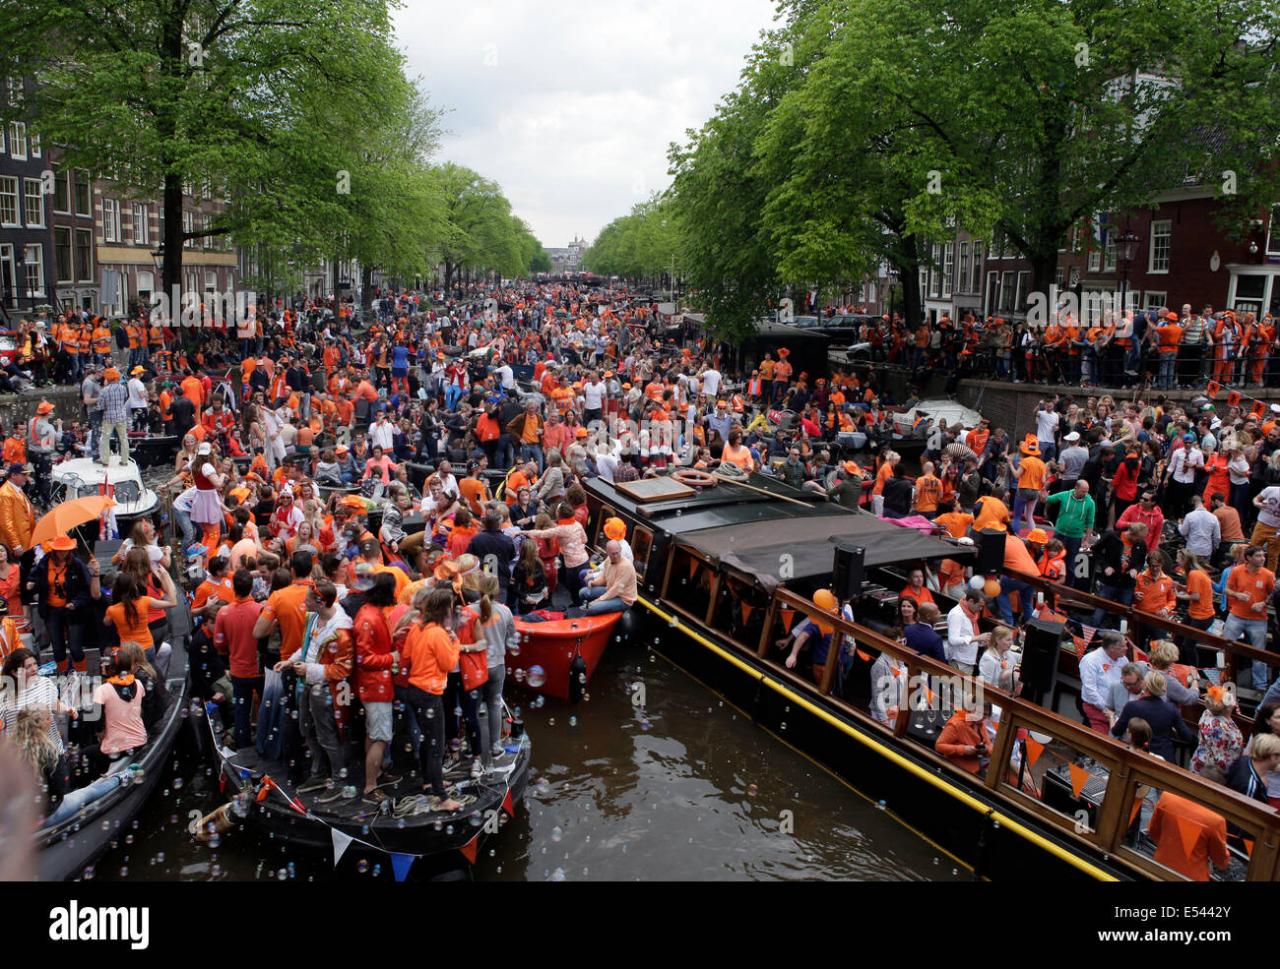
[{"xmin": 94, "ymin": 642, "xmax": 967, "ymax": 882}]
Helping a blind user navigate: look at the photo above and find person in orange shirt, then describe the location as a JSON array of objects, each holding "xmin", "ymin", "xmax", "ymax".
[
  {"xmin": 1013, "ymin": 436, "xmax": 1046, "ymax": 533},
  {"xmin": 965, "ymin": 420, "xmax": 990, "ymax": 457},
  {"xmin": 972, "ymin": 493, "xmax": 1011, "ymax": 533},
  {"xmin": 900, "ymin": 567, "xmax": 936, "ymax": 607},
  {"xmin": 934, "ymin": 698, "xmax": 990, "ymax": 775},
  {"xmin": 1224, "ymin": 545, "xmax": 1276, "ymax": 685},
  {"xmin": 1133, "ymin": 555, "xmax": 1177, "ymax": 648},
  {"xmin": 1146, "ymin": 791, "xmax": 1229, "ymax": 881},
  {"xmin": 933, "ymin": 500, "xmax": 974, "ymax": 539},
  {"xmin": 913, "ymin": 461, "xmax": 943, "ymax": 518},
  {"xmin": 1154, "ymin": 312, "xmax": 1183, "ymax": 390}
]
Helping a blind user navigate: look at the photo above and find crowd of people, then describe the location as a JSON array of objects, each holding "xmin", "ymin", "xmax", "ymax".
[{"xmin": 0, "ymin": 280, "xmax": 1274, "ymax": 869}]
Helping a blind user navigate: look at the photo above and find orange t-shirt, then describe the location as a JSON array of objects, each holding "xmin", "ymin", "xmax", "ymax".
[
  {"xmin": 107, "ymin": 596, "xmax": 156, "ymax": 649},
  {"xmin": 1017, "ymin": 455, "xmax": 1046, "ymax": 492},
  {"xmin": 1135, "ymin": 572, "xmax": 1176, "ymax": 616},
  {"xmin": 913, "ymin": 474, "xmax": 942, "ymax": 513},
  {"xmin": 458, "ymin": 478, "xmax": 489, "ymax": 516},
  {"xmin": 261, "ymin": 581, "xmax": 313, "ymax": 660},
  {"xmin": 1226, "ymin": 565, "xmax": 1276, "ymax": 621},
  {"xmin": 1186, "ymin": 569, "xmax": 1215, "ymax": 621},
  {"xmin": 934, "ymin": 512, "xmax": 973, "ymax": 538},
  {"xmin": 973, "ymin": 497, "xmax": 1011, "ymax": 532},
  {"xmin": 873, "ymin": 462, "xmax": 895, "ymax": 497},
  {"xmin": 45, "ymin": 559, "xmax": 68, "ymax": 608}
]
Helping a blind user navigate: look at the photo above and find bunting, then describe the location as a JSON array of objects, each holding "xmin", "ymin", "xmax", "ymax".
[
  {"xmin": 331, "ymin": 829, "xmax": 354, "ymax": 867},
  {"xmin": 390, "ymin": 853, "xmax": 415, "ymax": 882},
  {"xmin": 856, "ymin": 648, "xmax": 874, "ymax": 663},
  {"xmin": 501, "ymin": 789, "xmax": 515, "ymax": 817},
  {"xmin": 1025, "ymin": 737, "xmax": 1045, "ymax": 769},
  {"xmin": 688, "ymin": 558, "xmax": 699, "ymax": 579},
  {"xmin": 740, "ymin": 603, "xmax": 754, "ymax": 626},
  {"xmin": 1072, "ymin": 636, "xmax": 1087, "ymax": 660},
  {"xmin": 459, "ymin": 834, "xmax": 480, "ymax": 865},
  {"xmin": 780, "ymin": 609, "xmax": 795, "ymax": 631},
  {"xmin": 1129, "ymin": 796, "xmax": 1144, "ymax": 829},
  {"xmin": 1244, "ymin": 838, "xmax": 1255, "ymax": 859},
  {"xmin": 1068, "ymin": 762, "xmax": 1090, "ymax": 800}
]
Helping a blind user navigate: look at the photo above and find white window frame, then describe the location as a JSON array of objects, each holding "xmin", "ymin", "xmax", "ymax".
[
  {"xmin": 942, "ymin": 242, "xmax": 954, "ymax": 298},
  {"xmin": 23, "ymin": 245, "xmax": 44, "ymax": 298},
  {"xmin": 183, "ymin": 210, "xmax": 195, "ymax": 248},
  {"xmin": 132, "ymin": 202, "xmax": 149, "ymax": 245},
  {"xmin": 8, "ymin": 122, "xmax": 26, "ymax": 161},
  {"xmin": 74, "ymin": 171, "xmax": 91, "ymax": 217},
  {"xmin": 53, "ymin": 170, "xmax": 70, "ymax": 214},
  {"xmin": 1148, "ymin": 219, "xmax": 1171, "ymax": 274},
  {"xmin": 0, "ymin": 176, "xmax": 18, "ymax": 227},
  {"xmin": 958, "ymin": 242, "xmax": 970, "ymax": 294},
  {"xmin": 103, "ymin": 198, "xmax": 121, "ymax": 243},
  {"xmin": 29, "ymin": 133, "xmax": 40, "ymax": 158},
  {"xmin": 929, "ymin": 243, "xmax": 942, "ymax": 298},
  {"xmin": 1144, "ymin": 291, "xmax": 1167, "ymax": 309},
  {"xmin": 1103, "ymin": 236, "xmax": 1117, "ymax": 273},
  {"xmin": 971, "ymin": 242, "xmax": 983, "ymax": 293},
  {"xmin": 1088, "ymin": 246, "xmax": 1101, "ymax": 273},
  {"xmin": 75, "ymin": 228, "xmax": 94, "ymax": 282},
  {"xmin": 1000, "ymin": 271, "xmax": 1017, "ymax": 313},
  {"xmin": 0, "ymin": 245, "xmax": 14, "ymax": 305},
  {"xmin": 985, "ymin": 271, "xmax": 1000, "ymax": 316},
  {"xmin": 54, "ymin": 226, "xmax": 73, "ymax": 284},
  {"xmin": 1016, "ymin": 270, "xmax": 1031, "ymax": 310},
  {"xmin": 1266, "ymin": 203, "xmax": 1280, "ymax": 258},
  {"xmin": 23, "ymin": 178, "xmax": 43, "ymax": 228},
  {"xmin": 0, "ymin": 123, "xmax": 5, "ymax": 154}
]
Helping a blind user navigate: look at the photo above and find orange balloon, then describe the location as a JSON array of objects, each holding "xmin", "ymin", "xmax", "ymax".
[{"xmin": 983, "ymin": 578, "xmax": 1001, "ymax": 598}]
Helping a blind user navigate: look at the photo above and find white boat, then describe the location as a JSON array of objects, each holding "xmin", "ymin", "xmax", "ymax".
[
  {"xmin": 51, "ymin": 456, "xmax": 161, "ymax": 528},
  {"xmin": 891, "ymin": 399, "xmax": 984, "ymax": 438}
]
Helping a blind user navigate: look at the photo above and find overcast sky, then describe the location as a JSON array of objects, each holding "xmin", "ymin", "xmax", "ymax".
[{"xmin": 395, "ymin": 0, "xmax": 780, "ymax": 250}]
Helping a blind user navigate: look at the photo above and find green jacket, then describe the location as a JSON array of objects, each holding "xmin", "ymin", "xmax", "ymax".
[{"xmin": 1045, "ymin": 490, "xmax": 1096, "ymax": 538}]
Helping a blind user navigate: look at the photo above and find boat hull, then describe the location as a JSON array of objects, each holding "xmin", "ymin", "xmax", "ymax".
[{"xmin": 510, "ymin": 613, "xmax": 622, "ymax": 702}]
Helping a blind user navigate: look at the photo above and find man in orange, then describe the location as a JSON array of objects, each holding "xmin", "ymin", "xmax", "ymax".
[
  {"xmin": 1224, "ymin": 544, "xmax": 1276, "ymax": 690},
  {"xmin": 1147, "ymin": 791, "xmax": 1229, "ymax": 881},
  {"xmin": 973, "ymin": 493, "xmax": 1011, "ymax": 532},
  {"xmin": 180, "ymin": 369, "xmax": 205, "ymax": 417},
  {"xmin": 913, "ymin": 461, "xmax": 943, "ymax": 518},
  {"xmin": 252, "ymin": 549, "xmax": 315, "ymax": 778},
  {"xmin": 1154, "ymin": 311, "xmax": 1182, "ymax": 390},
  {"xmin": 91, "ymin": 319, "xmax": 113, "ymax": 368},
  {"xmin": 1014, "ymin": 436, "xmax": 1046, "ymax": 533},
  {"xmin": 772, "ymin": 349, "xmax": 793, "ymax": 404},
  {"xmin": 965, "ymin": 419, "xmax": 990, "ymax": 457},
  {"xmin": 1133, "ymin": 555, "xmax": 1177, "ymax": 648}
]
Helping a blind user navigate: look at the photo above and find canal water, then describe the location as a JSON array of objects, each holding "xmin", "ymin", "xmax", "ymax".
[{"xmin": 94, "ymin": 643, "xmax": 966, "ymax": 882}]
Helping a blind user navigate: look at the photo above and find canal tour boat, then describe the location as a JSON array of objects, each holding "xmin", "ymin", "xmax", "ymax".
[
  {"xmin": 582, "ymin": 469, "xmax": 1280, "ymax": 882},
  {"xmin": 51, "ymin": 456, "xmax": 162, "ymax": 538}
]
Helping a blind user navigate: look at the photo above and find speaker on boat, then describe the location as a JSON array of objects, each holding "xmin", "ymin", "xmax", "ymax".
[
  {"xmin": 975, "ymin": 529, "xmax": 1006, "ymax": 576},
  {"xmin": 1018, "ymin": 618, "xmax": 1062, "ymax": 702},
  {"xmin": 832, "ymin": 542, "xmax": 865, "ymax": 600}
]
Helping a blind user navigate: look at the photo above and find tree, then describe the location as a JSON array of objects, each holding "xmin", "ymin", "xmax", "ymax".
[
  {"xmin": 0, "ymin": 0, "xmax": 409, "ymax": 303},
  {"xmin": 431, "ymin": 163, "xmax": 527, "ymax": 292}
]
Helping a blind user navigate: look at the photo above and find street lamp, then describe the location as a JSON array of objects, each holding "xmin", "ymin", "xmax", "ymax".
[{"xmin": 1116, "ymin": 230, "xmax": 1140, "ymax": 314}]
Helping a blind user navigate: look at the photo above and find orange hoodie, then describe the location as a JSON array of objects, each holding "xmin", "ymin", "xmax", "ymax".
[{"xmin": 404, "ymin": 621, "xmax": 460, "ymax": 695}]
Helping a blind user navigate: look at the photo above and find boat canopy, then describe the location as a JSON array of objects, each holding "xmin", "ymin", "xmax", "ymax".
[{"xmin": 677, "ymin": 511, "xmax": 972, "ymax": 587}]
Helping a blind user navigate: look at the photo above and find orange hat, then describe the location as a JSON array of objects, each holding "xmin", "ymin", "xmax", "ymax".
[
  {"xmin": 104, "ymin": 367, "xmax": 120, "ymax": 382},
  {"xmin": 1019, "ymin": 437, "xmax": 1040, "ymax": 456},
  {"xmin": 842, "ymin": 460, "xmax": 862, "ymax": 475},
  {"xmin": 1166, "ymin": 311, "xmax": 1179, "ymax": 321},
  {"xmin": 36, "ymin": 401, "xmax": 55, "ymax": 415},
  {"xmin": 603, "ymin": 517, "xmax": 627, "ymax": 541},
  {"xmin": 574, "ymin": 427, "xmax": 589, "ymax": 439},
  {"xmin": 48, "ymin": 536, "xmax": 76, "ymax": 551},
  {"xmin": 341, "ymin": 495, "xmax": 367, "ymax": 512},
  {"xmin": 777, "ymin": 347, "xmax": 791, "ymax": 358},
  {"xmin": 1026, "ymin": 529, "xmax": 1049, "ymax": 545}
]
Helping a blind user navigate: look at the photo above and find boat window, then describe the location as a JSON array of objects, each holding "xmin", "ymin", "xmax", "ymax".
[
  {"xmin": 709, "ymin": 571, "xmax": 769, "ymax": 651},
  {"xmin": 992, "ymin": 719, "xmax": 1110, "ymax": 838},
  {"xmin": 631, "ymin": 526, "xmax": 653, "ymax": 581},
  {"xmin": 1110, "ymin": 773, "xmax": 1257, "ymax": 882},
  {"xmin": 113, "ymin": 480, "xmax": 142, "ymax": 504},
  {"xmin": 592, "ymin": 503, "xmax": 616, "ymax": 548},
  {"xmin": 897, "ymin": 673, "xmax": 990, "ymax": 783},
  {"xmin": 666, "ymin": 544, "xmax": 713, "ymax": 620}
]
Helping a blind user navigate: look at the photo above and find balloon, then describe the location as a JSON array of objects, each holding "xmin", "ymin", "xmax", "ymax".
[
  {"xmin": 983, "ymin": 578, "xmax": 1001, "ymax": 598},
  {"xmin": 969, "ymin": 575, "xmax": 985, "ymax": 591}
]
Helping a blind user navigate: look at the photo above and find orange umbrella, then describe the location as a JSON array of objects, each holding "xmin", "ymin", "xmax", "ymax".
[{"xmin": 30, "ymin": 495, "xmax": 117, "ymax": 548}]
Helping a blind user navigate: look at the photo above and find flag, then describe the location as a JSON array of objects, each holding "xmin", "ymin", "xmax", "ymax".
[
  {"xmin": 390, "ymin": 853, "xmax": 415, "ymax": 882},
  {"xmin": 1068, "ymin": 763, "xmax": 1090, "ymax": 800},
  {"xmin": 1025, "ymin": 737, "xmax": 1045, "ymax": 769},
  {"xmin": 459, "ymin": 834, "xmax": 480, "ymax": 865},
  {"xmin": 331, "ymin": 829, "xmax": 353, "ymax": 867},
  {"xmin": 501, "ymin": 788, "xmax": 515, "ymax": 817}
]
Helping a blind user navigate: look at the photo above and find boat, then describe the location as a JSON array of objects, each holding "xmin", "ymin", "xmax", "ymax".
[
  {"xmin": 510, "ymin": 612, "xmax": 623, "ymax": 702},
  {"xmin": 129, "ymin": 432, "xmax": 181, "ymax": 470},
  {"xmin": 211, "ymin": 718, "xmax": 532, "ymax": 877},
  {"xmin": 581, "ymin": 469, "xmax": 1280, "ymax": 881},
  {"xmin": 36, "ymin": 567, "xmax": 191, "ymax": 881},
  {"xmin": 890, "ymin": 398, "xmax": 983, "ymax": 438},
  {"xmin": 51, "ymin": 456, "xmax": 162, "ymax": 537}
]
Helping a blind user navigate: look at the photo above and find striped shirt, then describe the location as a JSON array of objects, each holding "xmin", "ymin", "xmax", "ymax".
[{"xmin": 98, "ymin": 382, "xmax": 130, "ymax": 423}]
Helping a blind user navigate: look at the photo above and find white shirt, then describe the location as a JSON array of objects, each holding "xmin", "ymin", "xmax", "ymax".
[
  {"xmin": 1035, "ymin": 409, "xmax": 1059, "ymax": 443},
  {"xmin": 946, "ymin": 603, "xmax": 981, "ymax": 666},
  {"xmin": 596, "ymin": 451, "xmax": 619, "ymax": 483},
  {"xmin": 127, "ymin": 378, "xmax": 149, "ymax": 409},
  {"xmin": 582, "ymin": 381, "xmax": 606, "ymax": 411},
  {"xmin": 435, "ymin": 472, "xmax": 459, "ymax": 500},
  {"xmin": 700, "ymin": 369, "xmax": 722, "ymax": 397},
  {"xmin": 1259, "ymin": 486, "xmax": 1280, "ymax": 528},
  {"xmin": 1179, "ymin": 507, "xmax": 1221, "ymax": 557},
  {"xmin": 1079, "ymin": 646, "xmax": 1125, "ymax": 709},
  {"xmin": 1171, "ymin": 446, "xmax": 1202, "ymax": 484},
  {"xmin": 494, "ymin": 364, "xmax": 515, "ymax": 390},
  {"xmin": 369, "ymin": 419, "xmax": 394, "ymax": 451}
]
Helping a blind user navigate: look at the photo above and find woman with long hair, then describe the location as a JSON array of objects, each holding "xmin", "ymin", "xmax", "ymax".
[
  {"xmin": 525, "ymin": 502, "xmax": 589, "ymax": 605},
  {"xmin": 511, "ymin": 536, "xmax": 549, "ymax": 614},
  {"xmin": 475, "ymin": 573, "xmax": 515, "ymax": 759},
  {"xmin": 109, "ymin": 554, "xmax": 178, "ymax": 657},
  {"xmin": 401, "ymin": 586, "xmax": 463, "ymax": 812},
  {"xmin": 0, "ymin": 544, "xmax": 21, "ymax": 631},
  {"xmin": 353, "ymin": 572, "xmax": 401, "ymax": 804},
  {"xmin": 115, "ymin": 640, "xmax": 168, "ymax": 731},
  {"xmin": 10, "ymin": 707, "xmax": 67, "ymax": 818}
]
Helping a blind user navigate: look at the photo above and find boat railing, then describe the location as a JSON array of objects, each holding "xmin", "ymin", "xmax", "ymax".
[{"xmin": 756, "ymin": 585, "xmax": 1280, "ymax": 881}]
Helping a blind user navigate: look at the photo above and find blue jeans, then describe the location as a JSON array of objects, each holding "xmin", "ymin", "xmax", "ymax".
[
  {"xmin": 444, "ymin": 385, "xmax": 464, "ymax": 411},
  {"xmin": 996, "ymin": 575, "xmax": 1034, "ymax": 625},
  {"xmin": 1037, "ymin": 440, "xmax": 1056, "ymax": 462},
  {"xmin": 1060, "ymin": 535, "xmax": 1084, "ymax": 588},
  {"xmin": 43, "ymin": 775, "xmax": 122, "ymax": 828},
  {"xmin": 1158, "ymin": 353, "xmax": 1175, "ymax": 389},
  {"xmin": 581, "ymin": 585, "xmax": 630, "ymax": 615},
  {"xmin": 172, "ymin": 506, "xmax": 196, "ymax": 547},
  {"xmin": 1091, "ymin": 583, "xmax": 1133, "ymax": 628},
  {"xmin": 520, "ymin": 443, "xmax": 545, "ymax": 474},
  {"xmin": 1223, "ymin": 614, "xmax": 1272, "ymax": 689}
]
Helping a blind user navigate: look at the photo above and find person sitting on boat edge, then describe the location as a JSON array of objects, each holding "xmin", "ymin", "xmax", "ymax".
[
  {"xmin": 574, "ymin": 541, "xmax": 637, "ymax": 617},
  {"xmin": 777, "ymin": 589, "xmax": 852, "ymax": 686}
]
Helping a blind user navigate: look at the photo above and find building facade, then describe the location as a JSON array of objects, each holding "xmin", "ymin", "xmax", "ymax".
[{"xmin": 0, "ymin": 77, "xmax": 53, "ymax": 321}]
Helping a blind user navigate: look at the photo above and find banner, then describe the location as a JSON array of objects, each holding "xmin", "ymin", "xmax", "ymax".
[
  {"xmin": 331, "ymin": 829, "xmax": 353, "ymax": 867},
  {"xmin": 390, "ymin": 853, "xmax": 415, "ymax": 883}
]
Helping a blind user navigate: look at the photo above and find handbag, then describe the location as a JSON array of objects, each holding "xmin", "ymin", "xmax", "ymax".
[{"xmin": 460, "ymin": 648, "xmax": 489, "ymax": 691}]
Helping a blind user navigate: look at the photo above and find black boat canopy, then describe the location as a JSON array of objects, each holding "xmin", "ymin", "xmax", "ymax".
[{"xmin": 677, "ymin": 513, "xmax": 971, "ymax": 588}]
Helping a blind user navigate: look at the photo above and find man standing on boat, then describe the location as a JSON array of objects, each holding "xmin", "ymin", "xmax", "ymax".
[
  {"xmin": 945, "ymin": 589, "xmax": 991, "ymax": 676},
  {"xmin": 1079, "ymin": 631, "xmax": 1130, "ymax": 733},
  {"xmin": 0, "ymin": 463, "xmax": 35, "ymax": 554}
]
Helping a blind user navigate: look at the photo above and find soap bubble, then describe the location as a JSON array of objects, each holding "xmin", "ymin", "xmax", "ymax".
[{"xmin": 526, "ymin": 666, "xmax": 547, "ymax": 688}]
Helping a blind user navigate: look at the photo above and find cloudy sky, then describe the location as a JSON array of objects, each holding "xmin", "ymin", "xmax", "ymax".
[{"xmin": 395, "ymin": 0, "xmax": 780, "ymax": 250}]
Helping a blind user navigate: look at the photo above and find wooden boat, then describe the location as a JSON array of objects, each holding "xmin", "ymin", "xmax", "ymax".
[
  {"xmin": 510, "ymin": 612, "xmax": 622, "ymax": 702},
  {"xmin": 581, "ymin": 470, "xmax": 1280, "ymax": 881},
  {"xmin": 36, "ymin": 589, "xmax": 191, "ymax": 882}
]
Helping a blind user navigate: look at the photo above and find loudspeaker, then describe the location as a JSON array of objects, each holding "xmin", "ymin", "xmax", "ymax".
[
  {"xmin": 1018, "ymin": 618, "xmax": 1062, "ymax": 699},
  {"xmin": 832, "ymin": 542, "xmax": 865, "ymax": 600},
  {"xmin": 975, "ymin": 529, "xmax": 1007, "ymax": 576}
]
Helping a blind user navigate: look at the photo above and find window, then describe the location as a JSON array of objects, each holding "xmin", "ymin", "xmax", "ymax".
[
  {"xmin": 985, "ymin": 272, "xmax": 1000, "ymax": 316},
  {"xmin": 53, "ymin": 170, "xmax": 70, "ymax": 214},
  {"xmin": 971, "ymin": 242, "xmax": 983, "ymax": 293},
  {"xmin": 1000, "ymin": 271, "xmax": 1017, "ymax": 313},
  {"xmin": 8, "ymin": 122, "xmax": 26, "ymax": 160},
  {"xmin": 74, "ymin": 171, "xmax": 91, "ymax": 216},
  {"xmin": 183, "ymin": 210, "xmax": 194, "ymax": 247},
  {"xmin": 23, "ymin": 178, "xmax": 43, "ymax": 227},
  {"xmin": 137, "ymin": 271, "xmax": 155, "ymax": 304},
  {"xmin": 23, "ymin": 245, "xmax": 43, "ymax": 297},
  {"xmin": 54, "ymin": 227, "xmax": 72, "ymax": 283},
  {"xmin": 942, "ymin": 243, "xmax": 954, "ymax": 298},
  {"xmin": 1266, "ymin": 204, "xmax": 1280, "ymax": 258},
  {"xmin": 1144, "ymin": 291, "xmax": 1167, "ymax": 310},
  {"xmin": 1148, "ymin": 220, "xmax": 1171, "ymax": 273},
  {"xmin": 929, "ymin": 244, "xmax": 942, "ymax": 298},
  {"xmin": 0, "ymin": 125, "xmax": 4, "ymax": 154},
  {"xmin": 0, "ymin": 176, "xmax": 17, "ymax": 226},
  {"xmin": 75, "ymin": 229, "xmax": 93, "ymax": 282},
  {"xmin": 1055, "ymin": 266, "xmax": 1065, "ymax": 289},
  {"xmin": 1088, "ymin": 246, "xmax": 1101, "ymax": 273},
  {"xmin": 1103, "ymin": 236, "xmax": 1117, "ymax": 273},
  {"xmin": 0, "ymin": 245, "xmax": 13, "ymax": 304},
  {"xmin": 29, "ymin": 133, "xmax": 39, "ymax": 158},
  {"xmin": 958, "ymin": 242, "xmax": 970, "ymax": 294},
  {"xmin": 132, "ymin": 202, "xmax": 149, "ymax": 245},
  {"xmin": 1016, "ymin": 270, "xmax": 1031, "ymax": 310},
  {"xmin": 204, "ymin": 271, "xmax": 217, "ymax": 291},
  {"xmin": 102, "ymin": 198, "xmax": 121, "ymax": 242}
]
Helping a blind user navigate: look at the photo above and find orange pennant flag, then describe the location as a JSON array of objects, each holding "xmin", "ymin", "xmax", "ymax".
[
  {"xmin": 688, "ymin": 558, "xmax": 699, "ymax": 579},
  {"xmin": 740, "ymin": 603, "xmax": 754, "ymax": 626},
  {"xmin": 1252, "ymin": 400, "xmax": 1267, "ymax": 420},
  {"xmin": 459, "ymin": 833, "xmax": 480, "ymax": 865},
  {"xmin": 1244, "ymin": 838, "xmax": 1255, "ymax": 858},
  {"xmin": 856, "ymin": 648, "xmax": 873, "ymax": 662},
  {"xmin": 1073, "ymin": 637, "xmax": 1087, "ymax": 660},
  {"xmin": 501, "ymin": 789, "xmax": 515, "ymax": 817},
  {"xmin": 1228, "ymin": 390, "xmax": 1242, "ymax": 408},
  {"xmin": 1025, "ymin": 737, "xmax": 1045, "ymax": 769},
  {"xmin": 1174, "ymin": 815, "xmax": 1203, "ymax": 861},
  {"xmin": 1206, "ymin": 379, "xmax": 1220, "ymax": 399},
  {"xmin": 780, "ymin": 609, "xmax": 795, "ymax": 631},
  {"xmin": 1129, "ymin": 796, "xmax": 1144, "ymax": 828},
  {"xmin": 1069, "ymin": 762, "xmax": 1090, "ymax": 800}
]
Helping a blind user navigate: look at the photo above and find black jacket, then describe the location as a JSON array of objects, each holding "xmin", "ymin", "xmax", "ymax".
[
  {"xmin": 1092, "ymin": 529, "xmax": 1147, "ymax": 591},
  {"xmin": 1111, "ymin": 696, "xmax": 1195, "ymax": 760},
  {"xmin": 31, "ymin": 553, "xmax": 97, "ymax": 620},
  {"xmin": 468, "ymin": 529, "xmax": 516, "ymax": 591}
]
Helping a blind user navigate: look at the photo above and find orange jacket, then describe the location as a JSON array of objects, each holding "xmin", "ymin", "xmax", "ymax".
[
  {"xmin": 935, "ymin": 712, "xmax": 989, "ymax": 774},
  {"xmin": 404, "ymin": 621, "xmax": 460, "ymax": 695}
]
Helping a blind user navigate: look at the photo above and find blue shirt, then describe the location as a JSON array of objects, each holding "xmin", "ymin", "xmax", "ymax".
[
  {"xmin": 904, "ymin": 622, "xmax": 947, "ymax": 663},
  {"xmin": 392, "ymin": 346, "xmax": 409, "ymax": 370}
]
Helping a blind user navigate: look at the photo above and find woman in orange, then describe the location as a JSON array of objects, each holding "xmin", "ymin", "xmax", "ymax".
[
  {"xmin": 104, "ymin": 570, "xmax": 179, "ymax": 655},
  {"xmin": 720, "ymin": 429, "xmax": 755, "ymax": 473}
]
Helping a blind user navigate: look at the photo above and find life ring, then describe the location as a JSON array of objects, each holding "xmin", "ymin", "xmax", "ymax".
[{"xmin": 672, "ymin": 468, "xmax": 716, "ymax": 489}]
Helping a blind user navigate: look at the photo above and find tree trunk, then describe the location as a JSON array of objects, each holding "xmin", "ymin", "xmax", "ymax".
[
  {"xmin": 162, "ymin": 172, "xmax": 184, "ymax": 319},
  {"xmin": 896, "ymin": 234, "xmax": 923, "ymax": 325},
  {"xmin": 361, "ymin": 264, "xmax": 374, "ymax": 315}
]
